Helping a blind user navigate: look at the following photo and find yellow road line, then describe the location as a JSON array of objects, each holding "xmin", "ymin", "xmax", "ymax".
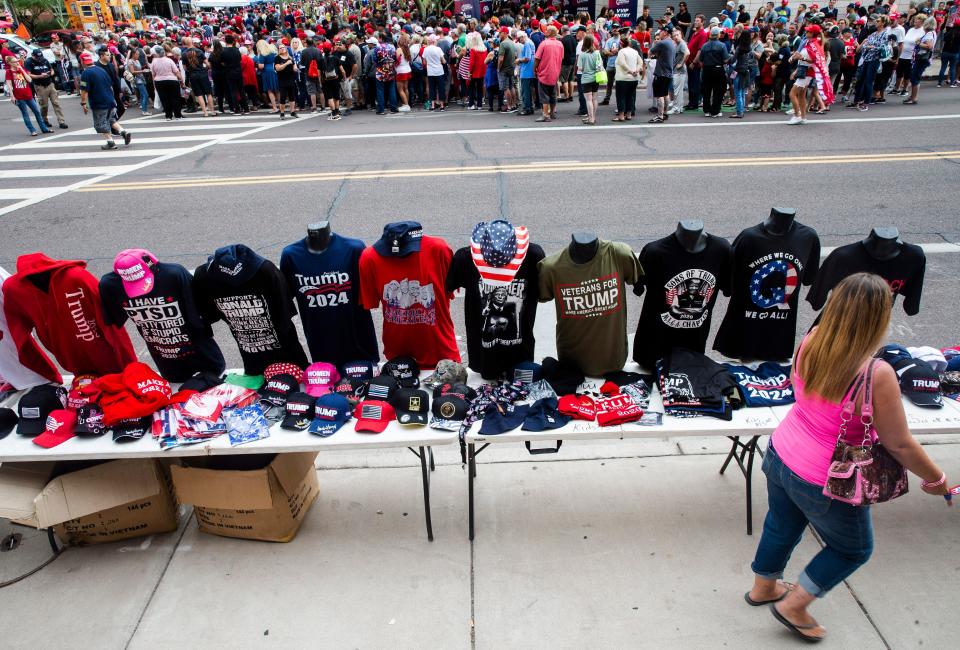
[{"xmin": 76, "ymin": 150, "xmax": 960, "ymax": 192}]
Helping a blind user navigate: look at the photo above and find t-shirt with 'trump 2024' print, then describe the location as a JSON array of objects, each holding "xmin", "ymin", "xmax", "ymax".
[{"xmin": 538, "ymin": 241, "xmax": 643, "ymax": 376}]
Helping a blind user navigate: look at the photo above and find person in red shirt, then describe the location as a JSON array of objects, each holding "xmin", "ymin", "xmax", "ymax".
[
  {"xmin": 240, "ymin": 46, "xmax": 260, "ymax": 110},
  {"xmin": 634, "ymin": 24, "xmax": 652, "ymax": 56},
  {"xmin": 685, "ymin": 15, "xmax": 709, "ymax": 109},
  {"xmin": 3, "ymin": 56, "xmax": 53, "ymax": 136}
]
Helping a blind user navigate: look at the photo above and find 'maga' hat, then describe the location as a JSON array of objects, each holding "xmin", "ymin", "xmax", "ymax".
[
  {"xmin": 281, "ymin": 392, "xmax": 316, "ymax": 431},
  {"xmin": 112, "ymin": 416, "xmax": 152, "ymax": 442},
  {"xmin": 259, "ymin": 373, "xmax": 299, "ymax": 407},
  {"xmin": 892, "ymin": 357, "xmax": 942, "ymax": 408},
  {"xmin": 309, "ymin": 393, "xmax": 352, "ymax": 437}
]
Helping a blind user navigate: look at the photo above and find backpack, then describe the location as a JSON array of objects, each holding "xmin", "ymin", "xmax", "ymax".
[
  {"xmin": 307, "ymin": 57, "xmax": 319, "ymax": 79},
  {"xmin": 323, "ymin": 54, "xmax": 339, "ymax": 80}
]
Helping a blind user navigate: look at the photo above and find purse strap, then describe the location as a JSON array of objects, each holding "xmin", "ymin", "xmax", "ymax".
[{"xmin": 838, "ymin": 358, "xmax": 877, "ymax": 446}]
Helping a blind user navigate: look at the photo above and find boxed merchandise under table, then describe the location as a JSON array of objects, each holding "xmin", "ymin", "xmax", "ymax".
[
  {"xmin": 170, "ymin": 452, "xmax": 319, "ymax": 542},
  {"xmin": 0, "ymin": 458, "xmax": 180, "ymax": 545}
]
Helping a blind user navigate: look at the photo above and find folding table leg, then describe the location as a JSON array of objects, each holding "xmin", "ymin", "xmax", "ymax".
[
  {"xmin": 468, "ymin": 443, "xmax": 476, "ymax": 541},
  {"xmin": 719, "ymin": 435, "xmax": 761, "ymax": 536},
  {"xmin": 429, "ymin": 447, "xmax": 435, "ymax": 472},
  {"xmin": 719, "ymin": 436, "xmax": 740, "ymax": 475},
  {"xmin": 418, "ymin": 446, "xmax": 434, "ymax": 542}
]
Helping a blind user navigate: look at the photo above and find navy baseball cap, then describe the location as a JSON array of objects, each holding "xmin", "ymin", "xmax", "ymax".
[
  {"xmin": 511, "ymin": 361, "xmax": 543, "ymax": 385},
  {"xmin": 522, "ymin": 398, "xmax": 571, "ymax": 432},
  {"xmin": 479, "ymin": 403, "xmax": 530, "ymax": 435},
  {"xmin": 309, "ymin": 393, "xmax": 352, "ymax": 437},
  {"xmin": 341, "ymin": 360, "xmax": 376, "ymax": 389},
  {"xmin": 879, "ymin": 344, "xmax": 912, "ymax": 366},
  {"xmin": 281, "ymin": 392, "xmax": 317, "ymax": 431},
  {"xmin": 372, "ymin": 221, "xmax": 424, "ymax": 257}
]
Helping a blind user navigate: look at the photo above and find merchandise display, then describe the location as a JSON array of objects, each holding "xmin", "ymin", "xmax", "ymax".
[
  {"xmin": 3, "ymin": 253, "xmax": 137, "ymax": 383},
  {"xmin": 0, "ymin": 268, "xmax": 49, "ymax": 390},
  {"xmin": 633, "ymin": 229, "xmax": 732, "ymax": 368},
  {"xmin": 725, "ymin": 363, "xmax": 796, "ymax": 407},
  {"xmin": 100, "ymin": 249, "xmax": 226, "ymax": 382},
  {"xmin": 447, "ymin": 220, "xmax": 545, "ymax": 379},
  {"xmin": 358, "ymin": 221, "xmax": 460, "ymax": 368},
  {"xmin": 538, "ymin": 236, "xmax": 643, "ymax": 376},
  {"xmin": 658, "ymin": 349, "xmax": 741, "ymax": 421},
  {"xmin": 193, "ymin": 244, "xmax": 308, "ymax": 375},
  {"xmin": 714, "ymin": 211, "xmax": 821, "ymax": 361},
  {"xmin": 280, "ymin": 229, "xmax": 379, "ymax": 365}
]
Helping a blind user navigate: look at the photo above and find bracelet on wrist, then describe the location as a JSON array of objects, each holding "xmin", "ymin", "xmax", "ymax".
[{"xmin": 922, "ymin": 472, "xmax": 946, "ymax": 488}]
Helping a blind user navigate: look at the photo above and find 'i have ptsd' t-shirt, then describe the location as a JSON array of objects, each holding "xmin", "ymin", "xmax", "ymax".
[
  {"xmin": 100, "ymin": 262, "xmax": 226, "ymax": 382},
  {"xmin": 358, "ymin": 235, "xmax": 460, "ymax": 368},
  {"xmin": 538, "ymin": 241, "xmax": 643, "ymax": 376},
  {"xmin": 714, "ymin": 222, "xmax": 820, "ymax": 361},
  {"xmin": 193, "ymin": 245, "xmax": 307, "ymax": 375},
  {"xmin": 806, "ymin": 241, "xmax": 925, "ymax": 315},
  {"xmin": 446, "ymin": 243, "xmax": 545, "ymax": 379},
  {"xmin": 280, "ymin": 235, "xmax": 379, "ymax": 365},
  {"xmin": 632, "ymin": 234, "xmax": 732, "ymax": 369}
]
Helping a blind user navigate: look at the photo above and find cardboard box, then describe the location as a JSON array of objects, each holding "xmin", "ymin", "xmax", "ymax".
[
  {"xmin": 170, "ymin": 452, "xmax": 319, "ymax": 542},
  {"xmin": 0, "ymin": 459, "xmax": 179, "ymax": 546}
]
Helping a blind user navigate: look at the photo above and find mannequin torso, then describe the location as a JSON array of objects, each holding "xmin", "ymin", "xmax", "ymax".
[
  {"xmin": 862, "ymin": 227, "xmax": 902, "ymax": 261},
  {"xmin": 568, "ymin": 232, "xmax": 599, "ymax": 264},
  {"xmin": 674, "ymin": 220, "xmax": 708, "ymax": 253},
  {"xmin": 763, "ymin": 207, "xmax": 796, "ymax": 236},
  {"xmin": 307, "ymin": 221, "xmax": 332, "ymax": 253}
]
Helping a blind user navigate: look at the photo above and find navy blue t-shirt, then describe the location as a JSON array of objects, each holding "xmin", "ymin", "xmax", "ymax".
[
  {"xmin": 80, "ymin": 66, "xmax": 116, "ymax": 109},
  {"xmin": 280, "ymin": 235, "xmax": 379, "ymax": 365},
  {"xmin": 100, "ymin": 262, "xmax": 226, "ymax": 382}
]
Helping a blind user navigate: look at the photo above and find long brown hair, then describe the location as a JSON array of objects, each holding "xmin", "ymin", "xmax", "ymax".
[{"xmin": 798, "ymin": 273, "xmax": 892, "ymax": 402}]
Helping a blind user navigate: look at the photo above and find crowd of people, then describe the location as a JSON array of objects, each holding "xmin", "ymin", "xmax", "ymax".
[{"xmin": 3, "ymin": 0, "xmax": 959, "ymax": 137}]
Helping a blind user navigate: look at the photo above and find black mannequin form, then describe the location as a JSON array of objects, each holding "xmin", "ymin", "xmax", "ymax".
[
  {"xmin": 307, "ymin": 221, "xmax": 332, "ymax": 253},
  {"xmin": 674, "ymin": 219, "xmax": 708, "ymax": 253},
  {"xmin": 569, "ymin": 232, "xmax": 599, "ymax": 264},
  {"xmin": 862, "ymin": 227, "xmax": 902, "ymax": 261},
  {"xmin": 763, "ymin": 207, "xmax": 796, "ymax": 236}
]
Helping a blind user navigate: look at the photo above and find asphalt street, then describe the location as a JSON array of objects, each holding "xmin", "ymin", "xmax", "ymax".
[{"xmin": 1, "ymin": 88, "xmax": 959, "ymax": 370}]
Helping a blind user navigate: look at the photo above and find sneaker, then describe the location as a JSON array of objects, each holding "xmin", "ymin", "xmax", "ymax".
[
  {"xmin": 787, "ymin": 116, "xmax": 802, "ymax": 125},
  {"xmin": 506, "ymin": 107, "xmax": 518, "ymax": 113},
  {"xmin": 122, "ymin": 131, "xmax": 132, "ymax": 146},
  {"xmin": 937, "ymin": 83, "xmax": 943, "ymax": 88},
  {"xmin": 648, "ymin": 115, "xmax": 664, "ymax": 123},
  {"xmin": 799, "ymin": 118, "xmax": 807, "ymax": 124},
  {"xmin": 280, "ymin": 113, "xmax": 285, "ymax": 120},
  {"xmin": 709, "ymin": 113, "xmax": 721, "ymax": 118},
  {"xmin": 101, "ymin": 141, "xmax": 118, "ymax": 150},
  {"xmin": 398, "ymin": 104, "xmax": 411, "ymax": 112},
  {"xmin": 165, "ymin": 118, "xmax": 173, "ymax": 121},
  {"xmin": 290, "ymin": 112, "xmax": 299, "ymax": 118},
  {"xmin": 331, "ymin": 114, "xmax": 342, "ymax": 121},
  {"xmin": 858, "ymin": 104, "xmax": 868, "ymax": 111},
  {"xmin": 58, "ymin": 122, "xmax": 68, "ymax": 129}
]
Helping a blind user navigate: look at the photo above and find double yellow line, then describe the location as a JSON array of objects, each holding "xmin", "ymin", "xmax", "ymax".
[{"xmin": 77, "ymin": 150, "xmax": 960, "ymax": 192}]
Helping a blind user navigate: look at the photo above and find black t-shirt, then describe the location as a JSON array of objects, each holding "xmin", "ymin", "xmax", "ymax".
[
  {"xmin": 632, "ymin": 234, "xmax": 732, "ymax": 369},
  {"xmin": 193, "ymin": 249, "xmax": 307, "ymax": 375},
  {"xmin": 807, "ymin": 241, "xmax": 925, "ymax": 315},
  {"xmin": 446, "ymin": 244, "xmax": 545, "ymax": 379},
  {"xmin": 183, "ymin": 47, "xmax": 206, "ymax": 74},
  {"xmin": 561, "ymin": 34, "xmax": 578, "ymax": 65},
  {"xmin": 23, "ymin": 57, "xmax": 53, "ymax": 86},
  {"xmin": 275, "ymin": 55, "xmax": 297, "ymax": 85},
  {"xmin": 713, "ymin": 222, "xmax": 820, "ymax": 361},
  {"xmin": 322, "ymin": 53, "xmax": 343, "ymax": 81},
  {"xmin": 100, "ymin": 262, "xmax": 226, "ymax": 382},
  {"xmin": 336, "ymin": 50, "xmax": 355, "ymax": 77},
  {"xmin": 220, "ymin": 46, "xmax": 242, "ymax": 76}
]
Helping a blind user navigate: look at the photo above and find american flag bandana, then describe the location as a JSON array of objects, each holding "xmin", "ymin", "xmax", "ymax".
[{"xmin": 470, "ymin": 221, "xmax": 529, "ymax": 286}]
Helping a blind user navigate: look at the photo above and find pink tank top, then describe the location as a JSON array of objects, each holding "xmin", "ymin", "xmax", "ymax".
[{"xmin": 771, "ymin": 336, "xmax": 877, "ymax": 486}]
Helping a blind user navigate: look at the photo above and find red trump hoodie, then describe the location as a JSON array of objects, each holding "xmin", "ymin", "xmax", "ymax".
[{"xmin": 2, "ymin": 253, "xmax": 136, "ymax": 383}]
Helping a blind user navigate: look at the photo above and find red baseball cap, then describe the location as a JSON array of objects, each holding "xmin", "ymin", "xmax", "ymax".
[
  {"xmin": 33, "ymin": 409, "xmax": 77, "ymax": 449},
  {"xmin": 354, "ymin": 400, "xmax": 395, "ymax": 433},
  {"xmin": 264, "ymin": 362, "xmax": 303, "ymax": 383}
]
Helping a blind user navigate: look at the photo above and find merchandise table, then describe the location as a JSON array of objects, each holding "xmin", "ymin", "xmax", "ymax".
[
  {"xmin": 0, "ymin": 379, "xmax": 458, "ymax": 542},
  {"xmin": 465, "ymin": 393, "xmax": 960, "ymax": 540}
]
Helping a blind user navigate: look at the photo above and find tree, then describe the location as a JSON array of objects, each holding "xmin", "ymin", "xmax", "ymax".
[{"xmin": 11, "ymin": 0, "xmax": 66, "ymax": 34}]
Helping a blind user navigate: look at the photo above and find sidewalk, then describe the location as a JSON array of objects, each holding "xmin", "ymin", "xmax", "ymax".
[{"xmin": 1, "ymin": 435, "xmax": 957, "ymax": 648}]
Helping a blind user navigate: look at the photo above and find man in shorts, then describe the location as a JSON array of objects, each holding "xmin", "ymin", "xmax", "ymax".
[
  {"xmin": 497, "ymin": 28, "xmax": 518, "ymax": 112},
  {"xmin": 79, "ymin": 47, "xmax": 131, "ymax": 150},
  {"xmin": 648, "ymin": 26, "xmax": 677, "ymax": 123},
  {"xmin": 534, "ymin": 26, "xmax": 564, "ymax": 122}
]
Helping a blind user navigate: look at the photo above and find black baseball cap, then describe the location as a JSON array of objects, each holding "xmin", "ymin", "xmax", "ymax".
[
  {"xmin": 74, "ymin": 403, "xmax": 106, "ymax": 437},
  {"xmin": 258, "ymin": 373, "xmax": 299, "ymax": 407},
  {"xmin": 391, "ymin": 388, "xmax": 430, "ymax": 426},
  {"xmin": 0, "ymin": 408, "xmax": 17, "ymax": 440},
  {"xmin": 341, "ymin": 360, "xmax": 376, "ymax": 390},
  {"xmin": 372, "ymin": 221, "xmax": 424, "ymax": 257},
  {"xmin": 333, "ymin": 378, "xmax": 361, "ymax": 404},
  {"xmin": 381, "ymin": 356, "xmax": 420, "ymax": 387},
  {"xmin": 431, "ymin": 394, "xmax": 470, "ymax": 431},
  {"xmin": 365, "ymin": 375, "xmax": 400, "ymax": 401},
  {"xmin": 892, "ymin": 357, "xmax": 942, "ymax": 408},
  {"xmin": 281, "ymin": 392, "xmax": 316, "ymax": 431},
  {"xmin": 432, "ymin": 382, "xmax": 477, "ymax": 402},
  {"xmin": 112, "ymin": 416, "xmax": 151, "ymax": 442},
  {"xmin": 17, "ymin": 384, "xmax": 66, "ymax": 436}
]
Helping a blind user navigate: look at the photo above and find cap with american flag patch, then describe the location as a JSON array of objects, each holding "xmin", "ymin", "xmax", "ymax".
[{"xmin": 354, "ymin": 400, "xmax": 396, "ymax": 433}]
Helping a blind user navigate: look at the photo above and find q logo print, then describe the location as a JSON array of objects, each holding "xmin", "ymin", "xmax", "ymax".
[{"xmin": 749, "ymin": 260, "xmax": 798, "ymax": 310}]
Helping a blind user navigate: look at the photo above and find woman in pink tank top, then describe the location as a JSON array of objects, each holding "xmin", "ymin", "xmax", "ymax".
[{"xmin": 745, "ymin": 273, "xmax": 950, "ymax": 643}]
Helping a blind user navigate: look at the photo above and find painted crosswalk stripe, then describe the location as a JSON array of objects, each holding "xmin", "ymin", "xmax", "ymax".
[
  {"xmin": 1, "ymin": 149, "xmax": 192, "ymax": 162},
  {"xmin": 65, "ymin": 122, "xmax": 281, "ymax": 135},
  {"xmin": 4, "ymin": 135, "xmax": 219, "ymax": 149},
  {"xmin": 0, "ymin": 165, "xmax": 139, "ymax": 179},
  {"xmin": 0, "ymin": 188, "xmax": 64, "ymax": 200}
]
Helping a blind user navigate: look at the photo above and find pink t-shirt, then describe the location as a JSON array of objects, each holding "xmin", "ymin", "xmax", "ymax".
[
  {"xmin": 150, "ymin": 56, "xmax": 181, "ymax": 82},
  {"xmin": 771, "ymin": 337, "xmax": 877, "ymax": 486},
  {"xmin": 535, "ymin": 38, "xmax": 564, "ymax": 85}
]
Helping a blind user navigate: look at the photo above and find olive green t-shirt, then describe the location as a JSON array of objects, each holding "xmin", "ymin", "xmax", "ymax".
[{"xmin": 538, "ymin": 241, "xmax": 643, "ymax": 376}]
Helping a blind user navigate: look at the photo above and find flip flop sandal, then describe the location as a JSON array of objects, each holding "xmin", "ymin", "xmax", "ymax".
[
  {"xmin": 770, "ymin": 604, "xmax": 824, "ymax": 644},
  {"xmin": 744, "ymin": 582, "xmax": 793, "ymax": 606}
]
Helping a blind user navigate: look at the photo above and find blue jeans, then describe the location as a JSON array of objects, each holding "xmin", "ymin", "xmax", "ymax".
[
  {"xmin": 751, "ymin": 444, "xmax": 874, "ymax": 598},
  {"xmin": 854, "ymin": 61, "xmax": 878, "ymax": 104},
  {"xmin": 15, "ymin": 98, "xmax": 51, "ymax": 134},
  {"xmin": 520, "ymin": 77, "xmax": 534, "ymax": 112},
  {"xmin": 136, "ymin": 79, "xmax": 149, "ymax": 112},
  {"xmin": 939, "ymin": 52, "xmax": 959, "ymax": 84},
  {"xmin": 734, "ymin": 74, "xmax": 749, "ymax": 115},
  {"xmin": 376, "ymin": 79, "xmax": 397, "ymax": 113},
  {"xmin": 576, "ymin": 73, "xmax": 586, "ymax": 114}
]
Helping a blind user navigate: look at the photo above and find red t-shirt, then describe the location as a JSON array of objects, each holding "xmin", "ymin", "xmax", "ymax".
[
  {"xmin": 8, "ymin": 66, "xmax": 33, "ymax": 101},
  {"xmin": 359, "ymin": 236, "xmax": 460, "ymax": 368}
]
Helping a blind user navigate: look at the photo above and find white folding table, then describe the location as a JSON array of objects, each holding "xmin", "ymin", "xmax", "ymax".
[{"xmin": 466, "ymin": 393, "xmax": 960, "ymax": 539}]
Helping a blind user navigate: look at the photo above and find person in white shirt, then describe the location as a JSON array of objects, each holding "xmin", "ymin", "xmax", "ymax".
[
  {"xmin": 423, "ymin": 35, "xmax": 447, "ymax": 110},
  {"xmin": 896, "ymin": 15, "xmax": 926, "ymax": 94}
]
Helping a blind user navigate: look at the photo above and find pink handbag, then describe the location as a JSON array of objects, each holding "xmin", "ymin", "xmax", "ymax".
[{"xmin": 822, "ymin": 359, "xmax": 909, "ymax": 506}]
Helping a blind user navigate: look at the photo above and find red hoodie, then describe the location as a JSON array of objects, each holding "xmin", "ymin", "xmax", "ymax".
[{"xmin": 2, "ymin": 253, "xmax": 136, "ymax": 383}]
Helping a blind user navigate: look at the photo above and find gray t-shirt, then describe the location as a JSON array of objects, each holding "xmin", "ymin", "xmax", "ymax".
[{"xmin": 650, "ymin": 38, "xmax": 676, "ymax": 78}]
